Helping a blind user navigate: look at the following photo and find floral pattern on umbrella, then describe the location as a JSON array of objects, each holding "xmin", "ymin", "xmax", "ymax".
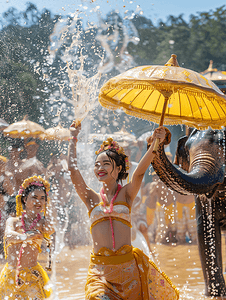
[{"xmin": 98, "ymin": 54, "xmax": 226, "ymax": 131}]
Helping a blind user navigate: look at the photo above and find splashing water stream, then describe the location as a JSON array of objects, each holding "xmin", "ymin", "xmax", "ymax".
[{"xmin": 48, "ymin": 11, "xmax": 102, "ymax": 126}]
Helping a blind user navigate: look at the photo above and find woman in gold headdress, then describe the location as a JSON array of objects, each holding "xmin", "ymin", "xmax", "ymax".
[
  {"xmin": 0, "ymin": 175, "xmax": 54, "ymax": 299},
  {"xmin": 68, "ymin": 122, "xmax": 179, "ymax": 300}
]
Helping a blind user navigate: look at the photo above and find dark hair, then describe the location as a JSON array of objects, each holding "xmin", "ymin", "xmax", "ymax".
[
  {"xmin": 21, "ymin": 185, "xmax": 47, "ymax": 209},
  {"xmin": 96, "ymin": 149, "xmax": 128, "ymax": 182}
]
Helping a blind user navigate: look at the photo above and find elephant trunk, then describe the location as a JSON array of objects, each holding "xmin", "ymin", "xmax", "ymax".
[{"xmin": 151, "ymin": 142, "xmax": 225, "ymax": 197}]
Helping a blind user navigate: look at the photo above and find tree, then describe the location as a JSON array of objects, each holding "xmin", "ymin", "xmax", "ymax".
[
  {"xmin": 0, "ymin": 3, "xmax": 56, "ymax": 125},
  {"xmin": 187, "ymin": 6, "xmax": 226, "ymax": 71},
  {"xmin": 128, "ymin": 15, "xmax": 159, "ymax": 65},
  {"xmin": 128, "ymin": 6, "xmax": 226, "ymax": 73}
]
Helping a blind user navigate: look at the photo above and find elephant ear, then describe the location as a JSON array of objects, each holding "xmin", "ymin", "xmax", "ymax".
[{"xmin": 173, "ymin": 135, "xmax": 190, "ymax": 172}]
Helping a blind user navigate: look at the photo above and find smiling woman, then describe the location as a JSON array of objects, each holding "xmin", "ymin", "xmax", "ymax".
[
  {"xmin": 0, "ymin": 176, "xmax": 55, "ymax": 299},
  {"xmin": 68, "ymin": 122, "xmax": 179, "ymax": 300},
  {"xmin": 94, "ymin": 141, "xmax": 128, "ymax": 183}
]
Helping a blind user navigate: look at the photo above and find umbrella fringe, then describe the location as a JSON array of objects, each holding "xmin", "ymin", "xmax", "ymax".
[{"xmin": 99, "ymin": 98, "xmax": 226, "ymax": 130}]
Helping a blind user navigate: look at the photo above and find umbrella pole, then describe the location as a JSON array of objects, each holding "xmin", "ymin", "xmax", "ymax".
[{"xmin": 153, "ymin": 96, "xmax": 169, "ymax": 153}]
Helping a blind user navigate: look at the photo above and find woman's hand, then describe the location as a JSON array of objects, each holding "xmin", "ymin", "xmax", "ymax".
[
  {"xmin": 70, "ymin": 121, "xmax": 81, "ymax": 138},
  {"xmin": 147, "ymin": 126, "xmax": 166, "ymax": 145},
  {"xmin": 153, "ymin": 126, "xmax": 166, "ymax": 143}
]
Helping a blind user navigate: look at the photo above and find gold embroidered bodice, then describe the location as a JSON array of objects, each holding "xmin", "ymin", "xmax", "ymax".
[{"xmin": 88, "ymin": 202, "xmax": 132, "ymax": 231}]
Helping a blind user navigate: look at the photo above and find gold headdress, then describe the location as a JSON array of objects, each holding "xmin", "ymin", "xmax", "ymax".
[
  {"xmin": 16, "ymin": 175, "xmax": 50, "ymax": 217},
  {"xmin": 95, "ymin": 137, "xmax": 130, "ymax": 171}
]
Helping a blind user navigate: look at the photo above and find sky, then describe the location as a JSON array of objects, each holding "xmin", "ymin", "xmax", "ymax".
[{"xmin": 0, "ymin": 0, "xmax": 225, "ymax": 25}]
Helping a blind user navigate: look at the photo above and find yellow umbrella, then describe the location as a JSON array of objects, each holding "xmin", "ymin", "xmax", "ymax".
[
  {"xmin": 89, "ymin": 126, "xmax": 136, "ymax": 143},
  {"xmin": 112, "ymin": 126, "xmax": 137, "ymax": 142},
  {"xmin": 40, "ymin": 124, "xmax": 70, "ymax": 141},
  {"xmin": 99, "ymin": 54, "xmax": 226, "ymax": 130},
  {"xmin": 3, "ymin": 116, "xmax": 45, "ymax": 138},
  {"xmin": 99, "ymin": 54, "xmax": 226, "ymax": 151},
  {"xmin": 201, "ymin": 60, "xmax": 226, "ymax": 80},
  {"xmin": 89, "ymin": 127, "xmax": 137, "ymax": 150},
  {"xmin": 201, "ymin": 60, "xmax": 226, "ymax": 94}
]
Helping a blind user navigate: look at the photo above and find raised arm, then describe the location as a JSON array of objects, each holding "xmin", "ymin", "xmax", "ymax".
[
  {"xmin": 125, "ymin": 127, "xmax": 166, "ymax": 203},
  {"xmin": 68, "ymin": 122, "xmax": 99, "ymax": 207}
]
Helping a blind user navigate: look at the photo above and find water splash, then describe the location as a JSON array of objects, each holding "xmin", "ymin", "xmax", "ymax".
[
  {"xmin": 67, "ymin": 57, "xmax": 101, "ymax": 125},
  {"xmin": 96, "ymin": 11, "xmax": 140, "ymax": 73},
  {"xmin": 49, "ymin": 207, "xmax": 69, "ymax": 299},
  {"xmin": 48, "ymin": 11, "xmax": 102, "ymax": 125}
]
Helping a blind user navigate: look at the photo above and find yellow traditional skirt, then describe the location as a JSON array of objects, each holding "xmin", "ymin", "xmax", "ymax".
[
  {"xmin": 0, "ymin": 262, "xmax": 52, "ymax": 299},
  {"xmin": 85, "ymin": 245, "xmax": 179, "ymax": 300}
]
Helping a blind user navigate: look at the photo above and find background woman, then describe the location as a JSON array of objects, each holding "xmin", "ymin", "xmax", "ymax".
[
  {"xmin": 0, "ymin": 175, "xmax": 55, "ymax": 299},
  {"xmin": 68, "ymin": 122, "xmax": 179, "ymax": 300}
]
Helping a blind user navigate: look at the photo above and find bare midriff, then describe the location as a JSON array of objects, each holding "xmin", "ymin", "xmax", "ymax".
[{"xmin": 91, "ymin": 219, "xmax": 131, "ymax": 253}]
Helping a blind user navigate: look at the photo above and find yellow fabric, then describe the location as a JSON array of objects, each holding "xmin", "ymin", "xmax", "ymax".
[
  {"xmin": 16, "ymin": 194, "xmax": 23, "ymax": 218},
  {"xmin": 177, "ymin": 201, "xmax": 195, "ymax": 220},
  {"xmin": 89, "ymin": 201, "xmax": 132, "ymax": 233},
  {"xmin": 90, "ymin": 246, "xmax": 134, "ymax": 265},
  {"xmin": 127, "ymin": 174, "xmax": 129, "ymax": 183},
  {"xmin": 142, "ymin": 195, "xmax": 147, "ymax": 204},
  {"xmin": 85, "ymin": 245, "xmax": 179, "ymax": 300},
  {"xmin": 146, "ymin": 207, "xmax": 155, "ymax": 226},
  {"xmin": 0, "ymin": 262, "xmax": 52, "ymax": 299}
]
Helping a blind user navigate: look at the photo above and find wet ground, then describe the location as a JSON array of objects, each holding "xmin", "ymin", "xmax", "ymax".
[
  {"xmin": 1, "ymin": 240, "xmax": 226, "ymax": 299},
  {"xmin": 49, "ymin": 239, "xmax": 226, "ymax": 299}
]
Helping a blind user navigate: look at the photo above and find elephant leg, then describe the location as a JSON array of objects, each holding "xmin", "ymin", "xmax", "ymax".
[{"xmin": 195, "ymin": 196, "xmax": 226, "ymax": 297}]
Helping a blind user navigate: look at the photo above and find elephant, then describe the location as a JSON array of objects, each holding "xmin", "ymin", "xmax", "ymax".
[{"xmin": 151, "ymin": 127, "xmax": 226, "ymax": 297}]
